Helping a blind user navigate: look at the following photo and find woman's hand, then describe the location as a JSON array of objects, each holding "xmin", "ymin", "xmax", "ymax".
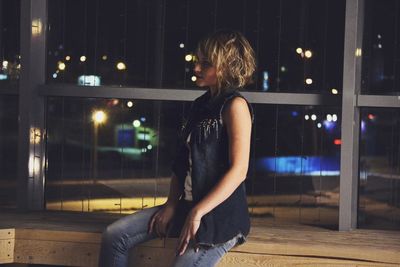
[
  {"xmin": 176, "ymin": 209, "xmax": 202, "ymax": 256},
  {"xmin": 148, "ymin": 202, "xmax": 177, "ymax": 238}
]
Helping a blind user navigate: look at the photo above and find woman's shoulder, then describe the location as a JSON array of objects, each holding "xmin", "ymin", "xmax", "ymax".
[{"xmin": 220, "ymin": 89, "xmax": 254, "ymax": 122}]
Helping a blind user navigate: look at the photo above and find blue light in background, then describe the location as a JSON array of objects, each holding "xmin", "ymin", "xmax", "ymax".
[
  {"xmin": 256, "ymin": 156, "xmax": 340, "ymax": 176},
  {"xmin": 262, "ymin": 71, "xmax": 269, "ymax": 91},
  {"xmin": 323, "ymin": 120, "xmax": 336, "ymax": 131}
]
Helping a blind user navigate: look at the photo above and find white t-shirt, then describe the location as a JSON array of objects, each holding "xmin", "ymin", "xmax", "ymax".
[{"xmin": 183, "ymin": 133, "xmax": 193, "ymax": 201}]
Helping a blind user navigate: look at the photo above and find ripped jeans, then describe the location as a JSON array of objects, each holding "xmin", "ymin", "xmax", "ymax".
[{"xmin": 98, "ymin": 206, "xmax": 239, "ymax": 267}]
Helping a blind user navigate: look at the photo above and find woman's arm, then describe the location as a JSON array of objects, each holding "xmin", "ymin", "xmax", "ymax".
[{"xmin": 177, "ymin": 97, "xmax": 252, "ymax": 255}]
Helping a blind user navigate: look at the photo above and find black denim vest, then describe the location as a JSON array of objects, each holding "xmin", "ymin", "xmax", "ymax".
[{"xmin": 172, "ymin": 88, "xmax": 253, "ymax": 246}]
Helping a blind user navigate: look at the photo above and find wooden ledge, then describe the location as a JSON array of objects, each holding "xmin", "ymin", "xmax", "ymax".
[{"xmin": 0, "ymin": 211, "xmax": 399, "ymax": 266}]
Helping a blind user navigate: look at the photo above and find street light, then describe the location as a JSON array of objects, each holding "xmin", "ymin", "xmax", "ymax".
[{"xmin": 92, "ymin": 110, "xmax": 107, "ymax": 179}]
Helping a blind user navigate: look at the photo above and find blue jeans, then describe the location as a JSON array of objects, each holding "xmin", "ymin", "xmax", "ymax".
[{"xmin": 98, "ymin": 205, "xmax": 239, "ymax": 267}]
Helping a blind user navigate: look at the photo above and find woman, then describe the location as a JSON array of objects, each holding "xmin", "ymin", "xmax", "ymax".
[{"xmin": 99, "ymin": 30, "xmax": 256, "ymax": 267}]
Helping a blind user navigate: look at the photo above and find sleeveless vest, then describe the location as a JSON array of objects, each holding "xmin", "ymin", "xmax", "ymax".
[{"xmin": 172, "ymin": 88, "xmax": 253, "ymax": 245}]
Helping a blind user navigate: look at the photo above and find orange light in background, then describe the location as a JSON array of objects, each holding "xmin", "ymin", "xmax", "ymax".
[
  {"xmin": 334, "ymin": 139, "xmax": 342, "ymax": 145},
  {"xmin": 368, "ymin": 114, "xmax": 375, "ymax": 120}
]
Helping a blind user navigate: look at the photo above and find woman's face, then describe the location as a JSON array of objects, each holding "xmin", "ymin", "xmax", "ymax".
[{"xmin": 193, "ymin": 55, "xmax": 217, "ymax": 89}]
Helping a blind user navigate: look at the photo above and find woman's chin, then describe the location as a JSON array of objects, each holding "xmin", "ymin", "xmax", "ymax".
[{"xmin": 195, "ymin": 81, "xmax": 206, "ymax": 87}]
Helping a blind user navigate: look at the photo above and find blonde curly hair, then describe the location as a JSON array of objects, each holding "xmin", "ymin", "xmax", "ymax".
[{"xmin": 196, "ymin": 30, "xmax": 256, "ymax": 93}]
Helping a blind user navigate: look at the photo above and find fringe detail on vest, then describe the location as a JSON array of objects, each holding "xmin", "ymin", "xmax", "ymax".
[{"xmin": 196, "ymin": 118, "xmax": 220, "ymax": 143}]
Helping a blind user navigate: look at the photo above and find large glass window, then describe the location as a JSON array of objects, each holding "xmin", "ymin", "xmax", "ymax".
[
  {"xmin": 0, "ymin": 0, "xmax": 20, "ymax": 85},
  {"xmin": 46, "ymin": 97, "xmax": 341, "ymax": 227},
  {"xmin": 249, "ymin": 105, "xmax": 340, "ymax": 227},
  {"xmin": 46, "ymin": 97, "xmax": 189, "ymax": 213},
  {"xmin": 0, "ymin": 95, "xmax": 18, "ymax": 209},
  {"xmin": 362, "ymin": 0, "xmax": 400, "ymax": 95},
  {"xmin": 359, "ymin": 108, "xmax": 400, "ymax": 230},
  {"xmin": 47, "ymin": 0, "xmax": 345, "ymax": 94}
]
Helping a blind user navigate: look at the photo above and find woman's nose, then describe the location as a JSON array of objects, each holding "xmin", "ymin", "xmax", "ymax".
[{"xmin": 193, "ymin": 63, "xmax": 201, "ymax": 73}]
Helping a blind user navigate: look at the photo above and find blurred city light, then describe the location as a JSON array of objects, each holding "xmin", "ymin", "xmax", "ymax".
[
  {"xmin": 30, "ymin": 127, "xmax": 41, "ymax": 145},
  {"xmin": 179, "ymin": 43, "xmax": 185, "ymax": 48},
  {"xmin": 368, "ymin": 114, "xmax": 376, "ymax": 120},
  {"xmin": 32, "ymin": 19, "xmax": 43, "ymax": 36},
  {"xmin": 332, "ymin": 114, "xmax": 338, "ymax": 122},
  {"xmin": 317, "ymin": 123, "xmax": 322, "ymax": 128},
  {"xmin": 2, "ymin": 60, "xmax": 9, "ymax": 69},
  {"xmin": 296, "ymin": 47, "xmax": 303, "ymax": 54},
  {"xmin": 57, "ymin": 61, "xmax": 66, "ymax": 71},
  {"xmin": 305, "ymin": 115, "xmax": 310, "ymax": 120},
  {"xmin": 28, "ymin": 153, "xmax": 41, "ymax": 177},
  {"xmin": 102, "ymin": 55, "xmax": 108, "ymax": 60},
  {"xmin": 185, "ymin": 54, "xmax": 193, "ymax": 62},
  {"xmin": 78, "ymin": 75, "xmax": 101, "ymax": 86},
  {"xmin": 262, "ymin": 71, "xmax": 269, "ymax": 91},
  {"xmin": 127, "ymin": 101, "xmax": 133, "ymax": 108},
  {"xmin": 326, "ymin": 114, "xmax": 332, "ymax": 122},
  {"xmin": 133, "ymin": 120, "xmax": 141, "ymax": 128},
  {"xmin": 80, "ymin": 56, "xmax": 87, "ymax": 62},
  {"xmin": 323, "ymin": 120, "xmax": 336, "ymax": 131},
  {"xmin": 305, "ymin": 78, "xmax": 313, "ymax": 85},
  {"xmin": 65, "ymin": 56, "xmax": 71, "ymax": 61},
  {"xmin": 191, "ymin": 76, "xmax": 197, "ymax": 81},
  {"xmin": 0, "ymin": 74, "xmax": 8, "ymax": 80},
  {"xmin": 92, "ymin": 110, "xmax": 107, "ymax": 124},
  {"xmin": 305, "ymin": 50, "xmax": 312, "ymax": 58},
  {"xmin": 331, "ymin": 88, "xmax": 338, "ymax": 94},
  {"xmin": 355, "ymin": 48, "xmax": 362, "ymax": 57},
  {"xmin": 116, "ymin": 62, "xmax": 126, "ymax": 70},
  {"xmin": 311, "ymin": 114, "xmax": 317, "ymax": 121}
]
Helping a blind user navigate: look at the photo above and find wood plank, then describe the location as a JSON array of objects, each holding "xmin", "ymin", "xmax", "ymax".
[
  {"xmin": 219, "ymin": 252, "xmax": 400, "ymax": 267},
  {"xmin": 0, "ymin": 229, "xmax": 15, "ymax": 240},
  {"xmin": 0, "ymin": 239, "xmax": 14, "ymax": 264},
  {"xmin": 14, "ymin": 239, "xmax": 99, "ymax": 267},
  {"xmin": 0, "ymin": 229, "xmax": 14, "ymax": 264},
  {"xmin": 13, "ymin": 228, "xmax": 399, "ymax": 265},
  {"xmin": 15, "ymin": 229, "xmax": 101, "ymax": 243},
  {"xmin": 130, "ymin": 246, "xmax": 399, "ymax": 267}
]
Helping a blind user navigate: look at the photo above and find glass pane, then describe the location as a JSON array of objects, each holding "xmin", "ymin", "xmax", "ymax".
[
  {"xmin": 249, "ymin": 105, "xmax": 341, "ymax": 228},
  {"xmin": 45, "ymin": 96, "xmax": 189, "ymax": 213},
  {"xmin": 0, "ymin": 0, "xmax": 21, "ymax": 85},
  {"xmin": 359, "ymin": 108, "xmax": 400, "ymax": 230},
  {"xmin": 46, "ymin": 0, "xmax": 345, "ymax": 94},
  {"xmin": 362, "ymin": 0, "xmax": 400, "ymax": 95},
  {"xmin": 0, "ymin": 95, "xmax": 18, "ymax": 209}
]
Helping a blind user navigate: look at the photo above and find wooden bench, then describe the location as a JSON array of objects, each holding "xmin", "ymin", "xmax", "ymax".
[{"xmin": 0, "ymin": 211, "xmax": 399, "ymax": 267}]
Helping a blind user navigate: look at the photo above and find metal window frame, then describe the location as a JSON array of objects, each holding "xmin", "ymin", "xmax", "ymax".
[
  {"xmin": 2, "ymin": 0, "xmax": 398, "ymax": 230},
  {"xmin": 17, "ymin": 0, "xmax": 47, "ymax": 211},
  {"xmin": 38, "ymin": 84, "xmax": 341, "ymax": 106}
]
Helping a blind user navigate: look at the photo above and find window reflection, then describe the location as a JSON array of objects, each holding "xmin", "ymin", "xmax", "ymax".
[
  {"xmin": 47, "ymin": 0, "xmax": 345, "ymax": 93},
  {"xmin": 362, "ymin": 0, "xmax": 400, "ymax": 95},
  {"xmin": 0, "ymin": 0, "xmax": 21, "ymax": 84},
  {"xmin": 46, "ymin": 97, "xmax": 188, "ymax": 213},
  {"xmin": 0, "ymin": 95, "xmax": 19, "ymax": 209},
  {"xmin": 359, "ymin": 108, "xmax": 400, "ymax": 230},
  {"xmin": 248, "ymin": 105, "xmax": 340, "ymax": 228},
  {"xmin": 46, "ymin": 98, "xmax": 340, "ymax": 227}
]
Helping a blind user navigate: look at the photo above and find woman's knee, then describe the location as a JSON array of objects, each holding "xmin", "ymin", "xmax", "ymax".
[{"xmin": 102, "ymin": 225, "xmax": 131, "ymax": 254}]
